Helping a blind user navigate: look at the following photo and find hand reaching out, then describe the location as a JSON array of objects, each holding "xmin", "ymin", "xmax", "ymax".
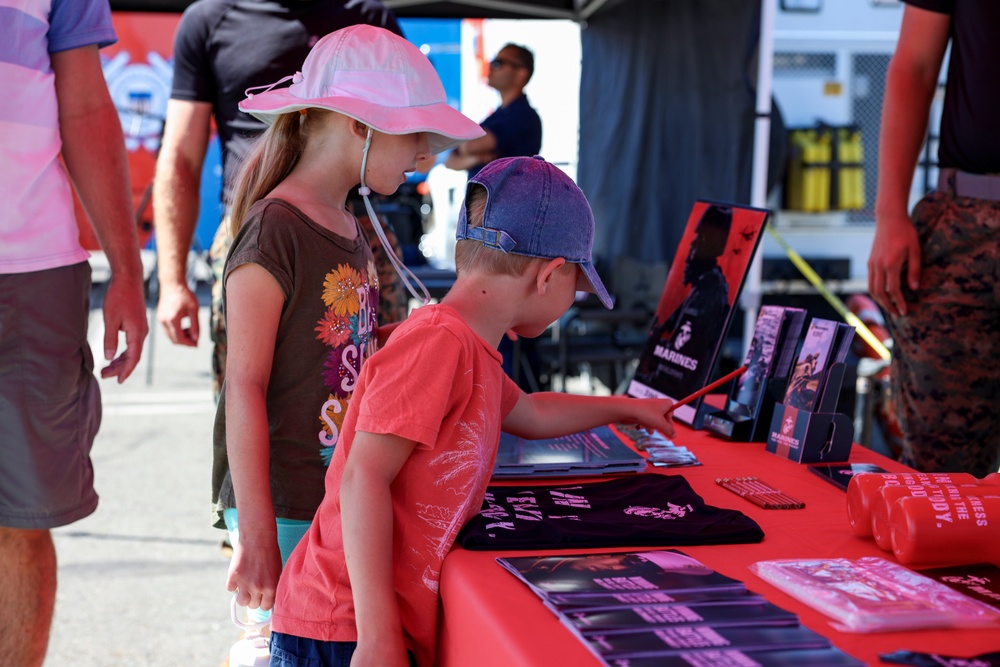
[{"xmin": 629, "ymin": 398, "xmax": 676, "ymax": 440}]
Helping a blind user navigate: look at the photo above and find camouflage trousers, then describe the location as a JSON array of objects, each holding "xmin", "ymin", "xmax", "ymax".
[
  {"xmin": 207, "ymin": 211, "xmax": 407, "ymax": 399},
  {"xmin": 888, "ymin": 187, "xmax": 1000, "ymax": 478}
]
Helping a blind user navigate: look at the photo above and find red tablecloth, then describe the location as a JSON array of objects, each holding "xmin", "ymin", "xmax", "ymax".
[{"xmin": 437, "ymin": 421, "xmax": 1000, "ymax": 666}]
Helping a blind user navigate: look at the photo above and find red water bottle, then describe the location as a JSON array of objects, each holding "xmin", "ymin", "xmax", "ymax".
[
  {"xmin": 870, "ymin": 482, "xmax": 984, "ymax": 550},
  {"xmin": 890, "ymin": 494, "xmax": 1000, "ymax": 566},
  {"xmin": 845, "ymin": 472, "xmax": 989, "ymax": 537}
]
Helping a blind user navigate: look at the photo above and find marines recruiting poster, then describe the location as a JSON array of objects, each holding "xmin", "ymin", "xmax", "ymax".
[{"xmin": 629, "ymin": 201, "xmax": 770, "ymax": 425}]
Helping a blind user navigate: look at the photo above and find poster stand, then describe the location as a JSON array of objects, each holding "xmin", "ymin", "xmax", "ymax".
[{"xmin": 627, "ymin": 201, "xmax": 771, "ymax": 429}]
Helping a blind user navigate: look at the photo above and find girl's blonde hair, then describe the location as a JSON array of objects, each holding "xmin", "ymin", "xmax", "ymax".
[
  {"xmin": 228, "ymin": 109, "xmax": 331, "ymax": 235},
  {"xmin": 454, "ymin": 183, "xmax": 536, "ymax": 277}
]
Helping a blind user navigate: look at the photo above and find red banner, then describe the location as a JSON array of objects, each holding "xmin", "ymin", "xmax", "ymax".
[{"xmin": 76, "ymin": 12, "xmax": 181, "ymax": 250}]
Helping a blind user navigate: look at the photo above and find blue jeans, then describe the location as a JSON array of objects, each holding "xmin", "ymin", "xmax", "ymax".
[
  {"xmin": 269, "ymin": 633, "xmax": 356, "ymax": 667},
  {"xmin": 269, "ymin": 633, "xmax": 419, "ymax": 667}
]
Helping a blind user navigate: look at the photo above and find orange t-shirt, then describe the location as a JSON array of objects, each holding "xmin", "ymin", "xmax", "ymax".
[{"xmin": 270, "ymin": 303, "xmax": 521, "ymax": 666}]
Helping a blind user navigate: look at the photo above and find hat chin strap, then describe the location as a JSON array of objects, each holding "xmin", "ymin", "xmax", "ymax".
[{"xmin": 358, "ymin": 126, "xmax": 431, "ymax": 306}]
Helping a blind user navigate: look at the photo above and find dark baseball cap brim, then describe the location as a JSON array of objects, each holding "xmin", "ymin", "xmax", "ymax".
[{"xmin": 578, "ymin": 260, "xmax": 613, "ymax": 309}]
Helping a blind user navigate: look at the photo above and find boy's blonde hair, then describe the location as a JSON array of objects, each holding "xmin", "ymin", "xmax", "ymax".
[
  {"xmin": 454, "ymin": 183, "xmax": 537, "ymax": 277},
  {"xmin": 228, "ymin": 109, "xmax": 332, "ymax": 235}
]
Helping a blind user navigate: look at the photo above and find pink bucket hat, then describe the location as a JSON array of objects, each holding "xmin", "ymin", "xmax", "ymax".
[{"xmin": 238, "ymin": 25, "xmax": 484, "ymax": 154}]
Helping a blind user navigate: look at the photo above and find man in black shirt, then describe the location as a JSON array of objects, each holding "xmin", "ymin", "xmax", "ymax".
[
  {"xmin": 867, "ymin": 0, "xmax": 1000, "ymax": 477},
  {"xmin": 153, "ymin": 0, "xmax": 401, "ymax": 398}
]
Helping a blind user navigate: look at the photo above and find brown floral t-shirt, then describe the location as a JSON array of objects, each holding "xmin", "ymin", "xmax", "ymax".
[{"xmin": 212, "ymin": 199, "xmax": 380, "ymax": 526}]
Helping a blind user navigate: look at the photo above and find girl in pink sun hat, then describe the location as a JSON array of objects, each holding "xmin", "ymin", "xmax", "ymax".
[{"xmin": 217, "ymin": 24, "xmax": 483, "ymax": 629}]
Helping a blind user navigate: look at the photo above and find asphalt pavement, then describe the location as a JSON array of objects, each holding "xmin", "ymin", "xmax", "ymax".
[{"xmin": 46, "ymin": 289, "xmax": 236, "ymax": 667}]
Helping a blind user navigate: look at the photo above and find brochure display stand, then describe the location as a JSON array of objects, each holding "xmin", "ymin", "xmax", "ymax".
[
  {"xmin": 704, "ymin": 305, "xmax": 806, "ymax": 442},
  {"xmin": 766, "ymin": 362, "xmax": 854, "ymax": 463},
  {"xmin": 704, "ymin": 374, "xmax": 787, "ymax": 442}
]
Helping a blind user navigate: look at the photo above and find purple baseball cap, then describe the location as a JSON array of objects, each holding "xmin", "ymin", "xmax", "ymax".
[{"xmin": 456, "ymin": 156, "xmax": 613, "ymax": 309}]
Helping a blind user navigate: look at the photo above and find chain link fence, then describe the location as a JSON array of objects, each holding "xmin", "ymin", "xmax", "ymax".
[{"xmin": 774, "ymin": 47, "xmax": 945, "ymax": 225}]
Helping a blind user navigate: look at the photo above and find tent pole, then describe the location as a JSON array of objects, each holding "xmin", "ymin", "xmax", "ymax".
[{"xmin": 742, "ymin": 0, "xmax": 776, "ymax": 355}]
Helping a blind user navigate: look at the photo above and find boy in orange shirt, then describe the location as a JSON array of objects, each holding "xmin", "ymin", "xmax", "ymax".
[{"xmin": 267, "ymin": 156, "xmax": 676, "ymax": 667}]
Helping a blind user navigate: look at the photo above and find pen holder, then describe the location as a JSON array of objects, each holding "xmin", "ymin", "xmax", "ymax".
[{"xmin": 765, "ymin": 402, "xmax": 854, "ymax": 463}]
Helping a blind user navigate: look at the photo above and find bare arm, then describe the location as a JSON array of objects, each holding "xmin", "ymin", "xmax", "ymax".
[
  {"xmin": 154, "ymin": 98, "xmax": 212, "ymax": 346},
  {"xmin": 53, "ymin": 45, "xmax": 148, "ymax": 383},
  {"xmin": 868, "ymin": 5, "xmax": 950, "ymax": 317},
  {"xmin": 502, "ymin": 392, "xmax": 676, "ymax": 440},
  {"xmin": 224, "ymin": 263, "xmax": 283, "ymax": 612},
  {"xmin": 443, "ymin": 129, "xmax": 497, "ymax": 171},
  {"xmin": 342, "ymin": 431, "xmax": 418, "ymax": 667}
]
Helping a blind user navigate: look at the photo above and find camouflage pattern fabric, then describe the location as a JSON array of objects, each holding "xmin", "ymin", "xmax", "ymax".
[
  {"xmin": 208, "ymin": 212, "xmax": 407, "ymax": 401},
  {"xmin": 888, "ymin": 188, "xmax": 1000, "ymax": 478}
]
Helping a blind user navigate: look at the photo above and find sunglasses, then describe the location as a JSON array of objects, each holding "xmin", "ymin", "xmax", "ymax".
[{"xmin": 489, "ymin": 57, "xmax": 525, "ymax": 71}]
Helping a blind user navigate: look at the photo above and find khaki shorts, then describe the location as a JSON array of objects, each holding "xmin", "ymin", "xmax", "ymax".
[{"xmin": 0, "ymin": 262, "xmax": 101, "ymax": 529}]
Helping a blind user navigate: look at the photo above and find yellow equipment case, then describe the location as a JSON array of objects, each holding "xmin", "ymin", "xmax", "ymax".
[{"xmin": 784, "ymin": 123, "xmax": 865, "ymax": 213}]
